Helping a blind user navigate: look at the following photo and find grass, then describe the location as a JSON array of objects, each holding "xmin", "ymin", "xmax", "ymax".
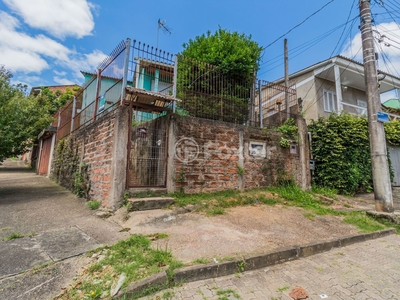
[
  {"xmin": 216, "ymin": 288, "xmax": 241, "ymax": 300},
  {"xmin": 193, "ymin": 258, "xmax": 210, "ymax": 264},
  {"xmin": 1, "ymin": 231, "xmax": 34, "ymax": 241},
  {"xmin": 171, "ymin": 184, "xmax": 397, "ymax": 236},
  {"xmin": 343, "ymin": 212, "xmax": 386, "ymax": 232},
  {"xmin": 87, "ymin": 200, "xmax": 101, "ymax": 210},
  {"xmin": 171, "ymin": 189, "xmax": 280, "ymax": 216},
  {"xmin": 56, "ymin": 234, "xmax": 183, "ymax": 300},
  {"xmin": 276, "ymin": 285, "xmax": 290, "ymax": 292},
  {"xmin": 56, "ymin": 185, "xmax": 398, "ymax": 299}
]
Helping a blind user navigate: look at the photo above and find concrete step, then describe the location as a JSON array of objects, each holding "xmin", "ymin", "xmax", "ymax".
[{"xmin": 127, "ymin": 197, "xmax": 174, "ymax": 211}]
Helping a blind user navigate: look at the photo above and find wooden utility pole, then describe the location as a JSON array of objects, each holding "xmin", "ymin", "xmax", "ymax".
[
  {"xmin": 284, "ymin": 39, "xmax": 290, "ymax": 120},
  {"xmin": 359, "ymin": 0, "xmax": 393, "ymax": 212}
]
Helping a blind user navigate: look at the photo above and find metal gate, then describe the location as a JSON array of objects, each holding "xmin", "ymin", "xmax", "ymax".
[
  {"xmin": 388, "ymin": 145, "xmax": 400, "ymax": 187},
  {"xmin": 127, "ymin": 116, "xmax": 168, "ymax": 187}
]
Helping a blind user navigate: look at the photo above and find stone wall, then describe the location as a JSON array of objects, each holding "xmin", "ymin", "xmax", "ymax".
[
  {"xmin": 170, "ymin": 115, "xmax": 308, "ymax": 194},
  {"xmin": 51, "ymin": 106, "xmax": 129, "ymax": 209}
]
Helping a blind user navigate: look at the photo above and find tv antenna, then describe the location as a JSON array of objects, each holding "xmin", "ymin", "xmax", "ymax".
[{"xmin": 157, "ymin": 19, "xmax": 172, "ymax": 49}]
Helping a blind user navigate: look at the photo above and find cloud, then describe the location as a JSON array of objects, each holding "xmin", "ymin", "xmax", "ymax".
[
  {"xmin": 3, "ymin": 0, "xmax": 95, "ymax": 39},
  {"xmin": 53, "ymin": 76, "xmax": 76, "ymax": 85},
  {"xmin": 341, "ymin": 22, "xmax": 400, "ymax": 77},
  {"xmin": 53, "ymin": 70, "xmax": 67, "ymax": 76},
  {"xmin": 0, "ymin": 11, "xmax": 70, "ymax": 73},
  {"xmin": 0, "ymin": 11, "xmax": 106, "ymax": 83}
]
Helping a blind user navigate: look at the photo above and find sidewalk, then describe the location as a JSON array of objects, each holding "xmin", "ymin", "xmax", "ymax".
[
  {"xmin": 0, "ymin": 160, "xmax": 129, "ymax": 299},
  {"xmin": 146, "ymin": 234, "xmax": 400, "ymax": 300}
]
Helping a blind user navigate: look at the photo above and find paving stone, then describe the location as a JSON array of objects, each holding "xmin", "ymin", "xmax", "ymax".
[{"xmin": 160, "ymin": 235, "xmax": 400, "ymax": 300}]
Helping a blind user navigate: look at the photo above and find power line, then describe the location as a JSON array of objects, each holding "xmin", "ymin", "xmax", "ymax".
[
  {"xmin": 263, "ymin": 0, "xmax": 335, "ymax": 50},
  {"xmin": 258, "ymin": 15, "xmax": 359, "ymax": 76}
]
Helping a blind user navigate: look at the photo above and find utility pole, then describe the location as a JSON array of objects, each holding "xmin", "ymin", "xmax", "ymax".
[
  {"xmin": 359, "ymin": 0, "xmax": 393, "ymax": 212},
  {"xmin": 284, "ymin": 39, "xmax": 290, "ymax": 121}
]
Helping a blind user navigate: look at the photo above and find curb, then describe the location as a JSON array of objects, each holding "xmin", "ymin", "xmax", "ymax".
[{"xmin": 114, "ymin": 228, "xmax": 395, "ymax": 298}]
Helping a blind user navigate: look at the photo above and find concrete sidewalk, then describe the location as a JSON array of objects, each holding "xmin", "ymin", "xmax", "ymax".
[{"xmin": 0, "ymin": 159, "xmax": 129, "ymax": 299}]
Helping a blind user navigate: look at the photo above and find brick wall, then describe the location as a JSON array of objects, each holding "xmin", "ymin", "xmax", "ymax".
[
  {"xmin": 51, "ymin": 106, "xmax": 129, "ymax": 208},
  {"xmin": 171, "ymin": 115, "xmax": 306, "ymax": 193}
]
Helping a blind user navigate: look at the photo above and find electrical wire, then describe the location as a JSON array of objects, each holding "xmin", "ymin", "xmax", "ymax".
[{"xmin": 263, "ymin": 0, "xmax": 335, "ymax": 50}]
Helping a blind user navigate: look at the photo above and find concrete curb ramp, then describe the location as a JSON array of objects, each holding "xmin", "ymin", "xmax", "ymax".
[{"xmin": 114, "ymin": 228, "xmax": 396, "ymax": 299}]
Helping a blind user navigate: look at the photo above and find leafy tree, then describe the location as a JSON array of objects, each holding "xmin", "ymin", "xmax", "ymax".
[
  {"xmin": 177, "ymin": 28, "xmax": 263, "ymax": 123},
  {"xmin": 37, "ymin": 86, "xmax": 80, "ymax": 115},
  {"xmin": 0, "ymin": 66, "xmax": 53, "ymax": 162},
  {"xmin": 181, "ymin": 27, "xmax": 263, "ymax": 77}
]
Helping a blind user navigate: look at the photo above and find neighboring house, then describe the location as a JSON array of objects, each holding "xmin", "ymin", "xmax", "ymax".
[
  {"xmin": 80, "ymin": 58, "xmax": 173, "ymax": 123},
  {"xmin": 383, "ymin": 98, "xmax": 400, "ymax": 109},
  {"xmin": 259, "ymin": 55, "xmax": 400, "ymax": 123},
  {"xmin": 30, "ymin": 84, "xmax": 79, "ymax": 97},
  {"xmin": 29, "ymin": 85, "xmax": 79, "ymax": 176}
]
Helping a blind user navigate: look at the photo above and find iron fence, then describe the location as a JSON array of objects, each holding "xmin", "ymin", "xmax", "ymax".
[
  {"xmin": 54, "ymin": 38, "xmax": 299, "ymax": 142},
  {"xmin": 176, "ymin": 55, "xmax": 254, "ymax": 125},
  {"xmin": 255, "ymin": 80, "xmax": 298, "ymax": 127},
  {"xmin": 56, "ymin": 41, "xmax": 128, "ymax": 141}
]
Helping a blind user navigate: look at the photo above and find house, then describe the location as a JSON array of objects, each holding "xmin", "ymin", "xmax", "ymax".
[
  {"xmin": 28, "ymin": 84, "xmax": 79, "ymax": 176},
  {"xmin": 383, "ymin": 98, "xmax": 400, "ymax": 110},
  {"xmin": 29, "ymin": 84, "xmax": 79, "ymax": 97},
  {"xmin": 258, "ymin": 55, "xmax": 400, "ymax": 123},
  {"xmin": 79, "ymin": 58, "xmax": 174, "ymax": 124}
]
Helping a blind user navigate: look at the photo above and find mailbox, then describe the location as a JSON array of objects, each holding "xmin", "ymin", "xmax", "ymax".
[{"xmin": 249, "ymin": 141, "xmax": 266, "ymax": 157}]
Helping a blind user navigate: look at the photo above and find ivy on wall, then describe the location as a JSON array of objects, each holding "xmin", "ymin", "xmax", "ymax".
[
  {"xmin": 309, "ymin": 113, "xmax": 400, "ymax": 195},
  {"xmin": 52, "ymin": 136, "xmax": 91, "ymax": 199}
]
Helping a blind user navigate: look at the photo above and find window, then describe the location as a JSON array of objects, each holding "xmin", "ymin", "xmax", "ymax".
[
  {"xmin": 357, "ymin": 99, "xmax": 367, "ymax": 116},
  {"xmin": 323, "ymin": 90, "xmax": 337, "ymax": 112}
]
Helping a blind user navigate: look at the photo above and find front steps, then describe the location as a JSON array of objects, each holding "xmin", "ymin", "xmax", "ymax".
[{"xmin": 127, "ymin": 197, "xmax": 174, "ymax": 211}]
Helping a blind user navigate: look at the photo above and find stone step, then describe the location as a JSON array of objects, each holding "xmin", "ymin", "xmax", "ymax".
[{"xmin": 127, "ymin": 197, "xmax": 174, "ymax": 211}]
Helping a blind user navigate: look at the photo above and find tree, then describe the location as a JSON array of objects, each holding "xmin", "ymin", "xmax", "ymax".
[
  {"xmin": 37, "ymin": 86, "xmax": 80, "ymax": 115},
  {"xmin": 181, "ymin": 27, "xmax": 263, "ymax": 78},
  {"xmin": 177, "ymin": 28, "xmax": 263, "ymax": 123},
  {"xmin": 0, "ymin": 66, "xmax": 53, "ymax": 162}
]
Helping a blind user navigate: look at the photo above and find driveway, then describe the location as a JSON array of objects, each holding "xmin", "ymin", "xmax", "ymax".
[{"xmin": 0, "ymin": 159, "xmax": 129, "ymax": 299}]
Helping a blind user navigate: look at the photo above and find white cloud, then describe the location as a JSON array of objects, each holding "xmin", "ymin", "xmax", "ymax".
[
  {"xmin": 3, "ymin": 0, "xmax": 95, "ymax": 39},
  {"xmin": 18, "ymin": 75, "xmax": 41, "ymax": 83},
  {"xmin": 0, "ymin": 11, "xmax": 106, "ymax": 83},
  {"xmin": 53, "ymin": 76, "xmax": 76, "ymax": 85},
  {"xmin": 341, "ymin": 22, "xmax": 400, "ymax": 77},
  {"xmin": 0, "ymin": 11, "xmax": 70, "ymax": 73},
  {"xmin": 53, "ymin": 70, "xmax": 67, "ymax": 76}
]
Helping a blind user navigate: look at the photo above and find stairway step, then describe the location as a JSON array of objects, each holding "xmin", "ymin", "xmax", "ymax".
[{"xmin": 127, "ymin": 197, "xmax": 174, "ymax": 211}]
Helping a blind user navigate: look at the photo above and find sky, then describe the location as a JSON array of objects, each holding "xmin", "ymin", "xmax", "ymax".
[{"xmin": 0, "ymin": 0, "xmax": 399, "ymax": 100}]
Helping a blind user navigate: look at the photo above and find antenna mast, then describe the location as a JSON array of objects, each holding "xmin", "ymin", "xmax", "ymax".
[{"xmin": 157, "ymin": 19, "xmax": 172, "ymax": 49}]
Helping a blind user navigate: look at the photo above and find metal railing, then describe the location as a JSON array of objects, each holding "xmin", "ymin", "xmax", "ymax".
[
  {"xmin": 255, "ymin": 80, "xmax": 298, "ymax": 127},
  {"xmin": 176, "ymin": 55, "xmax": 254, "ymax": 125},
  {"xmin": 54, "ymin": 38, "xmax": 299, "ymax": 142},
  {"xmin": 56, "ymin": 41, "xmax": 129, "ymax": 141}
]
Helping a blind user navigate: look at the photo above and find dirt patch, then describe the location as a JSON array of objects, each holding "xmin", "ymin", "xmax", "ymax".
[{"xmin": 115, "ymin": 205, "xmax": 359, "ymax": 263}]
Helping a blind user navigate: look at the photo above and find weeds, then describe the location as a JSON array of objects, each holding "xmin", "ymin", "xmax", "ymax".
[
  {"xmin": 87, "ymin": 200, "xmax": 101, "ymax": 210},
  {"xmin": 343, "ymin": 212, "xmax": 386, "ymax": 232},
  {"xmin": 1, "ymin": 231, "xmax": 35, "ymax": 241},
  {"xmin": 276, "ymin": 285, "xmax": 290, "ymax": 292},
  {"xmin": 216, "ymin": 288, "xmax": 241, "ymax": 299},
  {"xmin": 56, "ymin": 234, "xmax": 182, "ymax": 300}
]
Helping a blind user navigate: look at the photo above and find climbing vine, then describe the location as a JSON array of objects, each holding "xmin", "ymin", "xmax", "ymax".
[
  {"xmin": 309, "ymin": 113, "xmax": 400, "ymax": 195},
  {"xmin": 52, "ymin": 136, "xmax": 91, "ymax": 199}
]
